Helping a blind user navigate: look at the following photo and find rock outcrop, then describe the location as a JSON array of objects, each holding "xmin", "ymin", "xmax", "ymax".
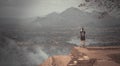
[{"xmin": 40, "ymin": 46, "xmax": 120, "ymax": 66}]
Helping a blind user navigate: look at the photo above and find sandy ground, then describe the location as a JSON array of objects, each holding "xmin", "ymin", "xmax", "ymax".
[{"xmin": 40, "ymin": 46, "xmax": 120, "ymax": 66}]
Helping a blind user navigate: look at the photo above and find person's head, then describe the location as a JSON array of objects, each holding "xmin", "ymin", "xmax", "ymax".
[{"xmin": 81, "ymin": 27, "xmax": 84, "ymax": 31}]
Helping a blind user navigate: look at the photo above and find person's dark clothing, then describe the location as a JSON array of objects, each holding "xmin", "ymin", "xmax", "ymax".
[{"xmin": 80, "ymin": 31, "xmax": 86, "ymax": 41}]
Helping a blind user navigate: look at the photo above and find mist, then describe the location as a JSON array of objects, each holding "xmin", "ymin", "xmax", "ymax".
[{"xmin": 0, "ymin": 0, "xmax": 120, "ymax": 65}]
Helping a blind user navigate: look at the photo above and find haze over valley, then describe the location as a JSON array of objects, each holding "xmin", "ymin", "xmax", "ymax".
[{"xmin": 0, "ymin": 6, "xmax": 120, "ymax": 66}]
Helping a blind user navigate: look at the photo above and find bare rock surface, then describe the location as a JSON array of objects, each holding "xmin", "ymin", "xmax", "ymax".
[{"xmin": 40, "ymin": 46, "xmax": 120, "ymax": 66}]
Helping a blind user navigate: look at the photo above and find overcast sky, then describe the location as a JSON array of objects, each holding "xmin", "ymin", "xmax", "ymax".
[{"xmin": 0, "ymin": 0, "xmax": 85, "ymax": 18}]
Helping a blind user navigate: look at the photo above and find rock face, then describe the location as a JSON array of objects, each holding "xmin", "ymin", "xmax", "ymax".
[
  {"xmin": 40, "ymin": 47, "xmax": 96, "ymax": 66},
  {"xmin": 40, "ymin": 46, "xmax": 120, "ymax": 66},
  {"xmin": 40, "ymin": 55, "xmax": 71, "ymax": 66},
  {"xmin": 68, "ymin": 47, "xmax": 96, "ymax": 66}
]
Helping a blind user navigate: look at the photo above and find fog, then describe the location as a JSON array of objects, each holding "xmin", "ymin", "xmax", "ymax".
[
  {"xmin": 0, "ymin": 0, "xmax": 119, "ymax": 66},
  {"xmin": 0, "ymin": 25, "xmax": 73, "ymax": 66},
  {"xmin": 0, "ymin": 5, "xmax": 120, "ymax": 66},
  {"xmin": 0, "ymin": 17, "xmax": 74, "ymax": 66}
]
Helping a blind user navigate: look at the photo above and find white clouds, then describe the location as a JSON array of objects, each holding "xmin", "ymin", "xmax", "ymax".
[
  {"xmin": 17, "ymin": 0, "xmax": 83, "ymax": 17},
  {"xmin": 0, "ymin": 0, "xmax": 119, "ymax": 18},
  {"xmin": 0, "ymin": 0, "xmax": 84, "ymax": 18},
  {"xmin": 28, "ymin": 47, "xmax": 48, "ymax": 65}
]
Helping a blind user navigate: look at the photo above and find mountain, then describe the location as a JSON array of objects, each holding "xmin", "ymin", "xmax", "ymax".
[
  {"xmin": 60, "ymin": 7, "xmax": 95, "ymax": 26},
  {"xmin": 31, "ymin": 7, "xmax": 120, "ymax": 30},
  {"xmin": 32, "ymin": 7, "xmax": 100, "ymax": 28}
]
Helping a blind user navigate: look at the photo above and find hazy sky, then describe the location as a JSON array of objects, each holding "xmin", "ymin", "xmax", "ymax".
[{"xmin": 0, "ymin": 0, "xmax": 85, "ymax": 18}]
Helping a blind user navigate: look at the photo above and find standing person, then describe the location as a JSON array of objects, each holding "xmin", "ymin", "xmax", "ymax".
[{"xmin": 80, "ymin": 28, "xmax": 86, "ymax": 47}]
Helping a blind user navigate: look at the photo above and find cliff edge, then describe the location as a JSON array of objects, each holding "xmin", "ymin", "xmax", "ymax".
[{"xmin": 40, "ymin": 46, "xmax": 120, "ymax": 66}]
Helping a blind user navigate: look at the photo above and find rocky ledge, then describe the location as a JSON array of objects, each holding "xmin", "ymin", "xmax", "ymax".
[{"xmin": 40, "ymin": 46, "xmax": 120, "ymax": 66}]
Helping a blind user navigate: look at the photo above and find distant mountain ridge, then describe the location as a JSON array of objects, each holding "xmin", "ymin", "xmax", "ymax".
[
  {"xmin": 32, "ymin": 7, "xmax": 120, "ymax": 28},
  {"xmin": 32, "ymin": 7, "xmax": 98, "ymax": 27}
]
